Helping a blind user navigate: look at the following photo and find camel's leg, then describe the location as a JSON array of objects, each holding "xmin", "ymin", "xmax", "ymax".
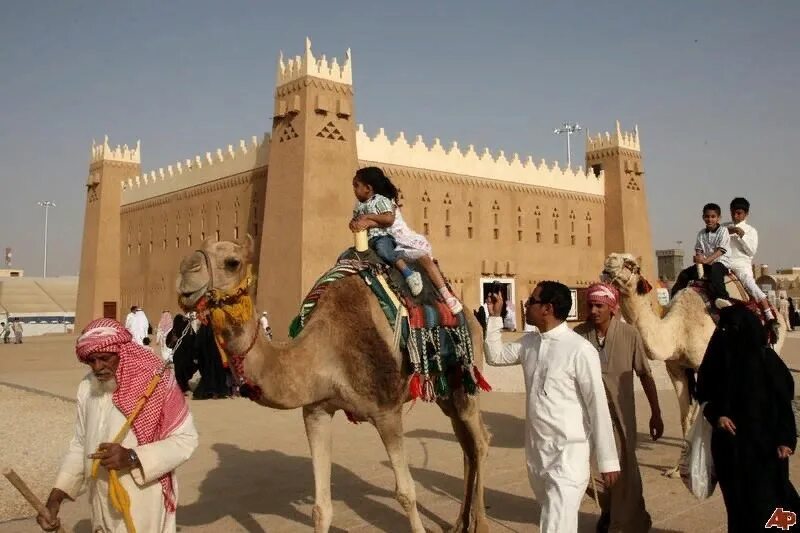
[
  {"xmin": 303, "ymin": 405, "xmax": 335, "ymax": 533},
  {"xmin": 373, "ymin": 409, "xmax": 425, "ymax": 533},
  {"xmin": 663, "ymin": 360, "xmax": 698, "ymax": 478},
  {"xmin": 438, "ymin": 393, "xmax": 491, "ymax": 533}
]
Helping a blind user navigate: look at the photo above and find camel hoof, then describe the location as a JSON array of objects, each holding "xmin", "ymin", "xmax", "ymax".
[
  {"xmin": 662, "ymin": 466, "xmax": 681, "ymax": 478},
  {"xmin": 447, "ymin": 516, "xmax": 490, "ymax": 533}
]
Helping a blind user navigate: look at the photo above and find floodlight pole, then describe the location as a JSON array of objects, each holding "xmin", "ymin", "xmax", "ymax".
[
  {"xmin": 553, "ymin": 122, "xmax": 583, "ymax": 167},
  {"xmin": 37, "ymin": 201, "xmax": 55, "ymax": 277}
]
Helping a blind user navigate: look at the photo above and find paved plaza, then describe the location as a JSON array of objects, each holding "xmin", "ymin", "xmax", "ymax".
[{"xmin": 1, "ymin": 332, "xmax": 799, "ymax": 532}]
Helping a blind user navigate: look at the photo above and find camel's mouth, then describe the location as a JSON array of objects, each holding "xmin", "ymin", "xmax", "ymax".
[{"xmin": 178, "ymin": 285, "xmax": 207, "ymax": 309}]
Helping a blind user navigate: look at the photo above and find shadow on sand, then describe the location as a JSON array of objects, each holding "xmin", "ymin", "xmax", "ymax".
[
  {"xmin": 178, "ymin": 443, "xmax": 453, "ymax": 533},
  {"xmin": 406, "ymin": 410, "xmax": 526, "ymax": 449},
  {"xmin": 176, "ymin": 442, "xmax": 683, "ymax": 532}
]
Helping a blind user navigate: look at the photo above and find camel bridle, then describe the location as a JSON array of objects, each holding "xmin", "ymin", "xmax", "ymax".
[
  {"xmin": 604, "ymin": 258, "xmax": 641, "ymax": 288},
  {"xmin": 188, "ymin": 247, "xmax": 263, "ymax": 400}
]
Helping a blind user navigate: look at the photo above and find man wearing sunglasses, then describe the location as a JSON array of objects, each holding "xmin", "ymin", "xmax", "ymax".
[{"xmin": 485, "ymin": 281, "xmax": 620, "ymax": 533}]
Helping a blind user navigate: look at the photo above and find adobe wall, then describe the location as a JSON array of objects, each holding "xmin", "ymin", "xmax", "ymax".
[{"xmin": 120, "ymin": 172, "xmax": 267, "ymax": 323}]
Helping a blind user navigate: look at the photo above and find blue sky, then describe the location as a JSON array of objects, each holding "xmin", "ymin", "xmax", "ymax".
[{"xmin": 1, "ymin": 1, "xmax": 798, "ymax": 276}]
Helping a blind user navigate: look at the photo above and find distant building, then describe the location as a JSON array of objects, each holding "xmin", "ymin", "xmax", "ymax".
[
  {"xmin": 755, "ymin": 264, "xmax": 800, "ymax": 300},
  {"xmin": 0, "ymin": 276, "xmax": 77, "ymax": 335},
  {"xmin": 656, "ymin": 249, "xmax": 684, "ymax": 282}
]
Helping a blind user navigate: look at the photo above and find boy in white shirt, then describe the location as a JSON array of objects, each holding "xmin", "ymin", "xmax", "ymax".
[
  {"xmin": 724, "ymin": 197, "xmax": 776, "ymax": 322},
  {"xmin": 670, "ymin": 203, "xmax": 731, "ymax": 302}
]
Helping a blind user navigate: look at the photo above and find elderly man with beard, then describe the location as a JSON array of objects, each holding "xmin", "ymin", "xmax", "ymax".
[
  {"xmin": 36, "ymin": 318, "xmax": 198, "ymax": 532},
  {"xmin": 574, "ymin": 282, "xmax": 663, "ymax": 533}
]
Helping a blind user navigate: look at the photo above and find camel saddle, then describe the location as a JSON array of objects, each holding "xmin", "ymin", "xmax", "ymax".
[
  {"xmin": 289, "ymin": 248, "xmax": 489, "ymax": 402},
  {"xmin": 687, "ymin": 270, "xmax": 748, "ymax": 302},
  {"xmin": 687, "ymin": 270, "xmax": 777, "ymax": 329}
]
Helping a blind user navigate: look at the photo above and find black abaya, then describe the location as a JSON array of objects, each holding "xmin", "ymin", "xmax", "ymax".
[
  {"xmin": 696, "ymin": 306, "xmax": 800, "ymax": 532},
  {"xmin": 192, "ymin": 324, "xmax": 232, "ymax": 399},
  {"xmin": 167, "ymin": 314, "xmax": 197, "ymax": 393}
]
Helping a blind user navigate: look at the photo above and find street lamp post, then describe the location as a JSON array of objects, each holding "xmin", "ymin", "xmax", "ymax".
[
  {"xmin": 553, "ymin": 122, "xmax": 583, "ymax": 167},
  {"xmin": 37, "ymin": 201, "xmax": 55, "ymax": 277}
]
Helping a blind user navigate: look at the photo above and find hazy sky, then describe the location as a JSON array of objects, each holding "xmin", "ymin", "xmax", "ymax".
[{"xmin": 1, "ymin": 1, "xmax": 798, "ymax": 277}]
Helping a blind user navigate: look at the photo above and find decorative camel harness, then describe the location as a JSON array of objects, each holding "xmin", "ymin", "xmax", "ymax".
[
  {"xmin": 190, "ymin": 250, "xmax": 490, "ymax": 404},
  {"xmin": 191, "ymin": 249, "xmax": 264, "ymax": 400}
]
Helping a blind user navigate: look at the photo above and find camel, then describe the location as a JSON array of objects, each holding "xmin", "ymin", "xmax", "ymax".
[
  {"xmin": 176, "ymin": 236, "xmax": 491, "ymax": 533},
  {"xmin": 601, "ymin": 253, "xmax": 787, "ymax": 475}
]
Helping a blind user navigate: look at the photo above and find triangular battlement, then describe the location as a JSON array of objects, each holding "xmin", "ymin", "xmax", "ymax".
[
  {"xmin": 91, "ymin": 135, "xmax": 141, "ymax": 164},
  {"xmin": 356, "ymin": 125, "xmax": 604, "ymax": 196},
  {"xmin": 585, "ymin": 121, "xmax": 640, "ymax": 152},
  {"xmin": 276, "ymin": 37, "xmax": 352, "ymax": 87}
]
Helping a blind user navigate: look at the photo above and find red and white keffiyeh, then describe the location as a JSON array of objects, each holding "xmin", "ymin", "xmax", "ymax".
[
  {"xmin": 587, "ymin": 282, "xmax": 620, "ymax": 314},
  {"xmin": 76, "ymin": 318, "xmax": 189, "ymax": 512}
]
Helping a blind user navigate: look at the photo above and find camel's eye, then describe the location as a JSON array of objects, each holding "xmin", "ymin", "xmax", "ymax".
[{"xmin": 224, "ymin": 258, "xmax": 241, "ymax": 270}]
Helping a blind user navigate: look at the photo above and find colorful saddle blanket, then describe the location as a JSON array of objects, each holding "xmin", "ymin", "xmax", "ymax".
[
  {"xmin": 289, "ymin": 254, "xmax": 490, "ymax": 402},
  {"xmin": 687, "ymin": 280, "xmax": 776, "ymax": 327}
]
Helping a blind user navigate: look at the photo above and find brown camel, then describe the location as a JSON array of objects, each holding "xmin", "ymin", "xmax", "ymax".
[
  {"xmin": 602, "ymin": 252, "xmax": 787, "ymax": 476},
  {"xmin": 177, "ymin": 236, "xmax": 491, "ymax": 533}
]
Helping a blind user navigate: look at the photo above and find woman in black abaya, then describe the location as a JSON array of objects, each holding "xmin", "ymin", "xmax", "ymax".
[{"xmin": 696, "ymin": 306, "xmax": 799, "ymax": 532}]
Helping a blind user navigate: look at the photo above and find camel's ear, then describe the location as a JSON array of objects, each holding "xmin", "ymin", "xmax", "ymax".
[
  {"xmin": 238, "ymin": 233, "xmax": 255, "ymax": 261},
  {"xmin": 636, "ymin": 277, "xmax": 653, "ymax": 295}
]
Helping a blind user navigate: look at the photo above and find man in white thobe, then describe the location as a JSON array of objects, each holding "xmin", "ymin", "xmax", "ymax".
[
  {"xmin": 124, "ymin": 306, "xmax": 137, "ymax": 332},
  {"xmin": 485, "ymin": 281, "xmax": 620, "ymax": 532},
  {"xmin": 129, "ymin": 308, "xmax": 150, "ymax": 346},
  {"xmin": 37, "ymin": 318, "xmax": 198, "ymax": 533}
]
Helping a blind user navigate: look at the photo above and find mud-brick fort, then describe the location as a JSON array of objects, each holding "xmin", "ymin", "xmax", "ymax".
[{"xmin": 76, "ymin": 38, "xmax": 654, "ymax": 337}]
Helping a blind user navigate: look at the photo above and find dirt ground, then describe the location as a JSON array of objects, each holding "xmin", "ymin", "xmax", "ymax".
[{"xmin": 1, "ymin": 332, "xmax": 799, "ymax": 532}]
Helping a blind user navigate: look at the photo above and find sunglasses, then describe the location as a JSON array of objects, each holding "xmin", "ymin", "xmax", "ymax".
[{"xmin": 525, "ymin": 297, "xmax": 546, "ymax": 307}]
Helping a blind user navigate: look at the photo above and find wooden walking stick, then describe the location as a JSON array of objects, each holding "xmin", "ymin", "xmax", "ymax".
[{"xmin": 2, "ymin": 468, "xmax": 67, "ymax": 533}]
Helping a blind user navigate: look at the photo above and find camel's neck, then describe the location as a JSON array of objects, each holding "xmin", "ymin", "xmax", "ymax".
[
  {"xmin": 620, "ymin": 282, "xmax": 676, "ymax": 361},
  {"xmin": 215, "ymin": 315, "xmax": 329, "ymax": 409}
]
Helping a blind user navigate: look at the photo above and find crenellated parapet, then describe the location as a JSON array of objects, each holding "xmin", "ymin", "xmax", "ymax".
[
  {"xmin": 91, "ymin": 135, "xmax": 140, "ymax": 164},
  {"xmin": 586, "ymin": 120, "xmax": 640, "ymax": 152},
  {"xmin": 120, "ymin": 133, "xmax": 270, "ymax": 205},
  {"xmin": 355, "ymin": 125, "xmax": 604, "ymax": 196},
  {"xmin": 276, "ymin": 37, "xmax": 352, "ymax": 87}
]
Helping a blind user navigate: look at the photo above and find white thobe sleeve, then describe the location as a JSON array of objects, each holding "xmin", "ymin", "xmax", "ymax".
[
  {"xmin": 738, "ymin": 226, "xmax": 758, "ymax": 256},
  {"xmin": 130, "ymin": 414, "xmax": 199, "ymax": 485},
  {"xmin": 53, "ymin": 384, "xmax": 88, "ymax": 499},
  {"xmin": 484, "ymin": 317, "xmax": 523, "ymax": 366},
  {"xmin": 574, "ymin": 344, "xmax": 620, "ymax": 473}
]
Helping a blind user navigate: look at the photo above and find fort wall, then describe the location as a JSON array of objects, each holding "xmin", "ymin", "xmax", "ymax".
[
  {"xmin": 121, "ymin": 134, "xmax": 269, "ymax": 205},
  {"xmin": 77, "ymin": 38, "xmax": 654, "ymax": 334},
  {"xmin": 356, "ymin": 126, "xmax": 604, "ymax": 196}
]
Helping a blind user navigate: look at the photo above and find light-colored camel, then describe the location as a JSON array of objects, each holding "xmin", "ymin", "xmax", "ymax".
[
  {"xmin": 601, "ymin": 253, "xmax": 787, "ymax": 475},
  {"xmin": 177, "ymin": 236, "xmax": 491, "ymax": 533}
]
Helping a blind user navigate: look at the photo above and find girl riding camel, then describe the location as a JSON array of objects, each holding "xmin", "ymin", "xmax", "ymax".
[{"xmin": 349, "ymin": 166, "xmax": 463, "ymax": 315}]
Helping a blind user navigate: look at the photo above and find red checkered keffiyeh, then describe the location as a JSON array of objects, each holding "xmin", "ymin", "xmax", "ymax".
[
  {"xmin": 587, "ymin": 282, "xmax": 620, "ymax": 314},
  {"xmin": 76, "ymin": 318, "xmax": 189, "ymax": 512}
]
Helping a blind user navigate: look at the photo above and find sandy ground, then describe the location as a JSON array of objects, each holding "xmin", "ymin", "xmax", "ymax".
[{"xmin": 1, "ymin": 332, "xmax": 799, "ymax": 532}]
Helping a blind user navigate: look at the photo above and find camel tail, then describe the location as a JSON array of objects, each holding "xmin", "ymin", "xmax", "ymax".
[{"xmin": 685, "ymin": 368, "xmax": 697, "ymax": 404}]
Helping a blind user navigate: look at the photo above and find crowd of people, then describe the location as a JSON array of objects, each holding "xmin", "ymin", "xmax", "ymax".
[{"xmin": 29, "ymin": 175, "xmax": 798, "ymax": 533}]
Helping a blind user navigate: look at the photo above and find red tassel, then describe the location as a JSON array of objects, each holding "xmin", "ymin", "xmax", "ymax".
[
  {"xmin": 473, "ymin": 366, "xmax": 492, "ymax": 392},
  {"xmin": 636, "ymin": 277, "xmax": 653, "ymax": 295},
  {"xmin": 409, "ymin": 373, "xmax": 423, "ymax": 399},
  {"xmin": 407, "ymin": 301, "xmax": 425, "ymax": 329}
]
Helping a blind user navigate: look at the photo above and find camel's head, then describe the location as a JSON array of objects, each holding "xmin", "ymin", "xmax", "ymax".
[
  {"xmin": 176, "ymin": 235, "xmax": 255, "ymax": 311},
  {"xmin": 601, "ymin": 253, "xmax": 652, "ymax": 296}
]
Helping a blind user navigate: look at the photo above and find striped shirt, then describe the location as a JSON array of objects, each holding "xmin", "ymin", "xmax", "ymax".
[
  {"xmin": 695, "ymin": 224, "xmax": 732, "ymax": 267},
  {"xmin": 353, "ymin": 194, "xmax": 394, "ymax": 239}
]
